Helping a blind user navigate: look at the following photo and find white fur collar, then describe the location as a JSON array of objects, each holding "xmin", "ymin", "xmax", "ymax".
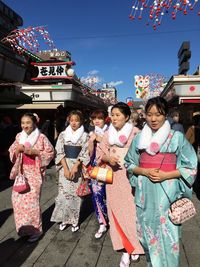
[
  {"xmin": 94, "ymin": 124, "xmax": 108, "ymax": 136},
  {"xmin": 108, "ymin": 122, "xmax": 133, "ymax": 147},
  {"xmin": 138, "ymin": 120, "xmax": 171, "ymax": 155},
  {"xmin": 64, "ymin": 125, "xmax": 84, "ymax": 144},
  {"xmin": 19, "ymin": 128, "xmax": 40, "ymax": 147}
]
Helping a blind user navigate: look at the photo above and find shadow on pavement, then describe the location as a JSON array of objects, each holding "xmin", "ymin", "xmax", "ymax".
[
  {"xmin": 79, "ymin": 195, "xmax": 94, "ymax": 225},
  {"xmin": 0, "ymin": 209, "xmax": 13, "ymax": 228},
  {"xmin": 0, "ymin": 179, "xmax": 13, "ymax": 192},
  {"xmin": 42, "ymin": 203, "xmax": 55, "ymax": 233}
]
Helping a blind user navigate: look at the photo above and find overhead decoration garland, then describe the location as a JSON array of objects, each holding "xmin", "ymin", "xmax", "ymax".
[
  {"xmin": 1, "ymin": 26, "xmax": 55, "ymax": 55},
  {"xmin": 129, "ymin": 0, "xmax": 199, "ymax": 29}
]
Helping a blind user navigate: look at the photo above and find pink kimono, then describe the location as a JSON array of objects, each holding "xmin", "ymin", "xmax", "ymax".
[
  {"xmin": 9, "ymin": 133, "xmax": 54, "ymax": 236},
  {"xmin": 96, "ymin": 128, "xmax": 144, "ymax": 254}
]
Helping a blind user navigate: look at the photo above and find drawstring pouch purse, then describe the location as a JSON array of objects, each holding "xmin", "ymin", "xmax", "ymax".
[
  {"xmin": 159, "ymin": 131, "xmax": 196, "ymax": 225},
  {"xmin": 76, "ymin": 178, "xmax": 91, "ymax": 197},
  {"xmin": 13, "ymin": 153, "xmax": 30, "ymax": 194}
]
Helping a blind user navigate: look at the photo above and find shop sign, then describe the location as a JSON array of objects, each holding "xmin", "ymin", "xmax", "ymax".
[
  {"xmin": 175, "ymin": 84, "xmax": 200, "ymax": 96},
  {"xmin": 31, "ymin": 61, "xmax": 74, "ymax": 80}
]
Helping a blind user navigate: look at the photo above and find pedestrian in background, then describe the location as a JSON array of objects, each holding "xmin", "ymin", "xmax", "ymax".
[
  {"xmin": 186, "ymin": 112, "xmax": 200, "ymax": 198},
  {"xmin": 125, "ymin": 97, "xmax": 197, "ymax": 267},
  {"xmin": 96, "ymin": 102, "xmax": 144, "ymax": 267},
  {"xmin": 51, "ymin": 110, "xmax": 90, "ymax": 232},
  {"xmin": 9, "ymin": 113, "xmax": 54, "ymax": 242},
  {"xmin": 88, "ymin": 109, "xmax": 109, "ymax": 239},
  {"xmin": 130, "ymin": 111, "xmax": 144, "ymax": 130},
  {"xmin": 168, "ymin": 110, "xmax": 184, "ymax": 134}
]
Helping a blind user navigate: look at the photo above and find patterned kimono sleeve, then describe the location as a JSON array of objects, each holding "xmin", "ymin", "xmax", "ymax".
[
  {"xmin": 77, "ymin": 132, "xmax": 90, "ymax": 166},
  {"xmin": 124, "ymin": 134, "xmax": 141, "ymax": 187},
  {"xmin": 96, "ymin": 131, "xmax": 110, "ymax": 165},
  {"xmin": 55, "ymin": 132, "xmax": 65, "ymax": 165},
  {"xmin": 8, "ymin": 133, "xmax": 20, "ymax": 163},
  {"xmin": 176, "ymin": 133, "xmax": 198, "ymax": 194},
  {"xmin": 38, "ymin": 134, "xmax": 54, "ymax": 167}
]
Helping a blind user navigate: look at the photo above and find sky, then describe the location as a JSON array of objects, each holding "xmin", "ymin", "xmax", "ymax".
[{"xmin": 3, "ymin": 0, "xmax": 200, "ymax": 102}]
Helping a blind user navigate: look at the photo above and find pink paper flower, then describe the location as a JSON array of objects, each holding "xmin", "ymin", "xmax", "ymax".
[
  {"xmin": 150, "ymin": 142, "xmax": 160, "ymax": 153},
  {"xmin": 24, "ymin": 141, "xmax": 31, "ymax": 148},
  {"xmin": 119, "ymin": 135, "xmax": 127, "ymax": 144}
]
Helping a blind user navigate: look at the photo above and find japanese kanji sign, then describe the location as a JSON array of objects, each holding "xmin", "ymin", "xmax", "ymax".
[{"xmin": 31, "ymin": 61, "xmax": 75, "ymax": 80}]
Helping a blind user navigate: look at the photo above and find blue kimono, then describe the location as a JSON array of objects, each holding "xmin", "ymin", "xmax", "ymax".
[
  {"xmin": 125, "ymin": 130, "xmax": 197, "ymax": 267},
  {"xmin": 89, "ymin": 142, "xmax": 108, "ymax": 225}
]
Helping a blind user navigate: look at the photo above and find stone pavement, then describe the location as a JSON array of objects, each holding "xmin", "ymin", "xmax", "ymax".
[{"xmin": 0, "ymin": 167, "xmax": 200, "ymax": 267}]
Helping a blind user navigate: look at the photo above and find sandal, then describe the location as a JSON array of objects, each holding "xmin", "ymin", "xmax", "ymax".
[
  {"xmin": 119, "ymin": 253, "xmax": 130, "ymax": 267},
  {"xmin": 94, "ymin": 224, "xmax": 107, "ymax": 239},
  {"xmin": 71, "ymin": 224, "xmax": 79, "ymax": 232},
  {"xmin": 131, "ymin": 254, "xmax": 140, "ymax": 263},
  {"xmin": 59, "ymin": 223, "xmax": 67, "ymax": 231}
]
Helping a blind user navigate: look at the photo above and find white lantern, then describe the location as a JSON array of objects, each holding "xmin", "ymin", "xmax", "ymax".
[{"xmin": 67, "ymin": 68, "xmax": 75, "ymax": 77}]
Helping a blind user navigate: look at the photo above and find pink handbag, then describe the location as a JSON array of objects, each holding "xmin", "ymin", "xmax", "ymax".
[
  {"xmin": 13, "ymin": 174, "xmax": 30, "ymax": 194},
  {"xmin": 168, "ymin": 197, "xmax": 196, "ymax": 225},
  {"xmin": 12, "ymin": 153, "xmax": 30, "ymax": 194}
]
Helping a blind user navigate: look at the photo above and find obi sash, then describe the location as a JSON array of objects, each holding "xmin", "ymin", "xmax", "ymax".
[
  {"xmin": 139, "ymin": 152, "xmax": 176, "ymax": 172},
  {"xmin": 22, "ymin": 154, "xmax": 36, "ymax": 165},
  {"xmin": 64, "ymin": 145, "xmax": 82, "ymax": 159}
]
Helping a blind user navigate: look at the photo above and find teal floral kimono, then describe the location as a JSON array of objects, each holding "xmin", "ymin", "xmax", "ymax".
[{"xmin": 124, "ymin": 130, "xmax": 197, "ymax": 267}]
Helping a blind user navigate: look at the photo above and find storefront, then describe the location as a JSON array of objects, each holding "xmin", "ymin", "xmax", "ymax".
[{"xmin": 161, "ymin": 73, "xmax": 200, "ymax": 129}]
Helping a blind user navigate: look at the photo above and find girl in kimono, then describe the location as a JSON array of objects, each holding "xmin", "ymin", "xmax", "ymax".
[
  {"xmin": 88, "ymin": 110, "xmax": 108, "ymax": 239},
  {"xmin": 9, "ymin": 113, "xmax": 54, "ymax": 242},
  {"xmin": 51, "ymin": 110, "xmax": 90, "ymax": 232},
  {"xmin": 125, "ymin": 96, "xmax": 197, "ymax": 267},
  {"xmin": 96, "ymin": 102, "xmax": 144, "ymax": 267}
]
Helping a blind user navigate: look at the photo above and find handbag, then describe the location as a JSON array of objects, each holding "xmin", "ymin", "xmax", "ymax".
[
  {"xmin": 159, "ymin": 131, "xmax": 196, "ymax": 224},
  {"xmin": 76, "ymin": 178, "xmax": 91, "ymax": 197},
  {"xmin": 13, "ymin": 153, "xmax": 30, "ymax": 194},
  {"xmin": 89, "ymin": 165, "xmax": 113, "ymax": 184},
  {"xmin": 168, "ymin": 197, "xmax": 196, "ymax": 225}
]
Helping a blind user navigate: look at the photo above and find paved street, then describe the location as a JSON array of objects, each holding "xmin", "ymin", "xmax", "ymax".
[{"xmin": 0, "ymin": 167, "xmax": 200, "ymax": 267}]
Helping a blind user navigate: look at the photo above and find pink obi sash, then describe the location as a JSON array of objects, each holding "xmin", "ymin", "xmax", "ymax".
[
  {"xmin": 23, "ymin": 154, "xmax": 36, "ymax": 165},
  {"xmin": 139, "ymin": 152, "xmax": 176, "ymax": 172}
]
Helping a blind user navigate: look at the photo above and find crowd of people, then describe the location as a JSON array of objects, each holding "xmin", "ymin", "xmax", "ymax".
[{"xmin": 7, "ymin": 96, "xmax": 198, "ymax": 267}]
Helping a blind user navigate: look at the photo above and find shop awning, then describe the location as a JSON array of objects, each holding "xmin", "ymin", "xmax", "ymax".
[{"xmin": 17, "ymin": 102, "xmax": 64, "ymax": 109}]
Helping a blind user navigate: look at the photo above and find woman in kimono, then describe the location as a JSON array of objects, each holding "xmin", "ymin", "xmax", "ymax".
[
  {"xmin": 88, "ymin": 110, "xmax": 108, "ymax": 239},
  {"xmin": 51, "ymin": 110, "xmax": 90, "ymax": 232},
  {"xmin": 9, "ymin": 113, "xmax": 54, "ymax": 242},
  {"xmin": 96, "ymin": 102, "xmax": 144, "ymax": 267},
  {"xmin": 125, "ymin": 96, "xmax": 197, "ymax": 267}
]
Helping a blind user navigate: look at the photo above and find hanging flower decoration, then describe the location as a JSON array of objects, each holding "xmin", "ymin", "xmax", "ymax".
[
  {"xmin": 1, "ymin": 26, "xmax": 56, "ymax": 55},
  {"xmin": 148, "ymin": 73, "xmax": 166, "ymax": 97},
  {"xmin": 129, "ymin": 0, "xmax": 199, "ymax": 29}
]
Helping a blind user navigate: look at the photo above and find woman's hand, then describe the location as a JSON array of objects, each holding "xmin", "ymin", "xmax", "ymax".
[
  {"xmin": 95, "ymin": 134, "xmax": 103, "ymax": 143},
  {"xmin": 16, "ymin": 144, "xmax": 24, "ymax": 154},
  {"xmin": 90, "ymin": 133, "xmax": 97, "ymax": 142},
  {"xmin": 69, "ymin": 163, "xmax": 79, "ymax": 180},
  {"xmin": 148, "ymin": 169, "xmax": 168, "ymax": 182},
  {"xmin": 24, "ymin": 147, "xmax": 39, "ymax": 156},
  {"xmin": 64, "ymin": 169, "xmax": 71, "ymax": 180},
  {"xmin": 109, "ymin": 156, "xmax": 120, "ymax": 166}
]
